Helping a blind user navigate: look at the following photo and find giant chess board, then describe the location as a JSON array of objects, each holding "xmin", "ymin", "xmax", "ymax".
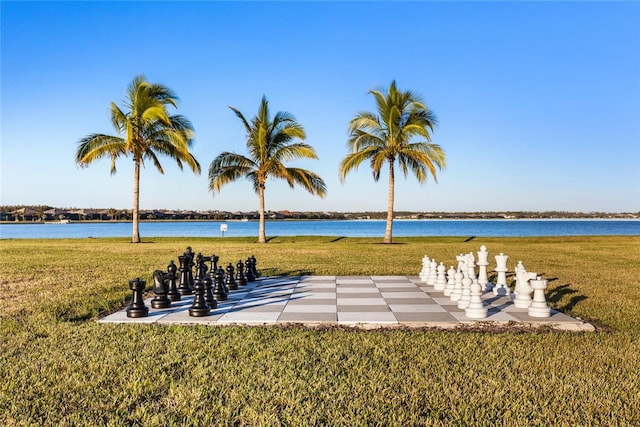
[{"xmin": 99, "ymin": 275, "xmax": 593, "ymax": 331}]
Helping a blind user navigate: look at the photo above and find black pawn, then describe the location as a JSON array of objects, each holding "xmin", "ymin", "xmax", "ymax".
[
  {"xmin": 245, "ymin": 257, "xmax": 255, "ymax": 282},
  {"xmin": 166, "ymin": 260, "xmax": 181, "ymax": 301},
  {"xmin": 236, "ymin": 260, "xmax": 247, "ymax": 287},
  {"xmin": 151, "ymin": 270, "xmax": 172, "ymax": 309},
  {"xmin": 225, "ymin": 263, "xmax": 238, "ymax": 290},
  {"xmin": 126, "ymin": 278, "xmax": 149, "ymax": 318},
  {"xmin": 189, "ymin": 279, "xmax": 211, "ymax": 317},
  {"xmin": 203, "ymin": 277, "xmax": 217, "ymax": 309},
  {"xmin": 213, "ymin": 269, "xmax": 228, "ymax": 301}
]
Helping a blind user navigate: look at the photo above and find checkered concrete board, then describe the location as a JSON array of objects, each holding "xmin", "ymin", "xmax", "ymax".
[{"xmin": 98, "ymin": 276, "xmax": 593, "ymax": 331}]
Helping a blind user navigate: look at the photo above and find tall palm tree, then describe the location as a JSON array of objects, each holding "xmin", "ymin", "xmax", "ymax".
[
  {"xmin": 209, "ymin": 96, "xmax": 326, "ymax": 243},
  {"xmin": 339, "ymin": 81, "xmax": 446, "ymax": 244},
  {"xmin": 75, "ymin": 75, "xmax": 201, "ymax": 243}
]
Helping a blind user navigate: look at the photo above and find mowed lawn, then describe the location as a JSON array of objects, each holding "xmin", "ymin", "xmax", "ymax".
[{"xmin": 1, "ymin": 235, "xmax": 639, "ymax": 425}]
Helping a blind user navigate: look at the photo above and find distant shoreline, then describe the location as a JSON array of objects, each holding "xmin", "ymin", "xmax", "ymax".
[{"xmin": 2, "ymin": 216, "xmax": 639, "ymax": 225}]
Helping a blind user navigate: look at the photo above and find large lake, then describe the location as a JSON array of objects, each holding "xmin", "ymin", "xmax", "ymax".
[{"xmin": 1, "ymin": 219, "xmax": 638, "ymax": 239}]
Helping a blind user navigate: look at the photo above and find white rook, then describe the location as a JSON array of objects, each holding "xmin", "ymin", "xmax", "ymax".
[{"xmin": 528, "ymin": 276, "xmax": 551, "ymax": 317}]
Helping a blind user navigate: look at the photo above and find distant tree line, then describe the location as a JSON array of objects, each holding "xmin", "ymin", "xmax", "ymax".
[{"xmin": 1, "ymin": 205, "xmax": 637, "ymax": 222}]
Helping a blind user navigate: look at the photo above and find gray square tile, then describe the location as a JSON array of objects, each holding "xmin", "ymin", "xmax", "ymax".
[{"xmin": 338, "ymin": 305, "xmax": 391, "ymax": 312}]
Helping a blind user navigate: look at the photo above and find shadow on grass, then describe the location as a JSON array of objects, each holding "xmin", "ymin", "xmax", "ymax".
[
  {"xmin": 260, "ymin": 267, "xmax": 313, "ymax": 276},
  {"xmin": 547, "ymin": 282, "xmax": 588, "ymax": 313},
  {"xmin": 464, "ymin": 236, "xmax": 476, "ymax": 242}
]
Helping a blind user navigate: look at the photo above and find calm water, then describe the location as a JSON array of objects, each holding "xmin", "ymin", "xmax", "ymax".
[{"xmin": 1, "ymin": 219, "xmax": 638, "ymax": 239}]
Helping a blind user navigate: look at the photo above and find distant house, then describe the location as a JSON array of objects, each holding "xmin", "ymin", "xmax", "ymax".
[
  {"xmin": 11, "ymin": 207, "xmax": 39, "ymax": 221},
  {"xmin": 44, "ymin": 208, "xmax": 70, "ymax": 221},
  {"xmin": 67, "ymin": 209, "xmax": 109, "ymax": 221}
]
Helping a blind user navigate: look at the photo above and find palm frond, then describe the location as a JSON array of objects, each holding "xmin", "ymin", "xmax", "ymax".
[
  {"xmin": 141, "ymin": 105, "xmax": 172, "ymax": 126},
  {"xmin": 75, "ymin": 134, "xmax": 126, "ymax": 167},
  {"xmin": 282, "ymin": 168, "xmax": 327, "ymax": 197},
  {"xmin": 339, "ymin": 146, "xmax": 378, "ymax": 182},
  {"xmin": 271, "ymin": 142, "xmax": 319, "ymax": 163},
  {"xmin": 369, "ymin": 150, "xmax": 388, "ymax": 182},
  {"xmin": 110, "ymin": 102, "xmax": 127, "ymax": 133},
  {"xmin": 208, "ymin": 152, "xmax": 256, "ymax": 194},
  {"xmin": 229, "ymin": 106, "xmax": 253, "ymax": 135}
]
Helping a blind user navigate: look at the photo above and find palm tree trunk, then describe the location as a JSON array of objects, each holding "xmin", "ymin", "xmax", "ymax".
[
  {"xmin": 258, "ymin": 185, "xmax": 266, "ymax": 243},
  {"xmin": 132, "ymin": 160, "xmax": 141, "ymax": 243},
  {"xmin": 383, "ymin": 160, "xmax": 395, "ymax": 244}
]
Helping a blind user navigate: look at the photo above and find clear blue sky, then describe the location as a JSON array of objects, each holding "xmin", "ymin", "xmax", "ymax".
[{"xmin": 2, "ymin": 1, "xmax": 639, "ymax": 213}]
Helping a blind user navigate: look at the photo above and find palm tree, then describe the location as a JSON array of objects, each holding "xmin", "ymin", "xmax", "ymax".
[
  {"xmin": 75, "ymin": 75, "xmax": 201, "ymax": 243},
  {"xmin": 209, "ymin": 96, "xmax": 326, "ymax": 243},
  {"xmin": 339, "ymin": 81, "xmax": 446, "ymax": 244}
]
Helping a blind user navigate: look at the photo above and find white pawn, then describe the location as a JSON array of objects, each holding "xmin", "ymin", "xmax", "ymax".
[
  {"xmin": 528, "ymin": 276, "xmax": 551, "ymax": 317},
  {"xmin": 444, "ymin": 266, "xmax": 456, "ymax": 296},
  {"xmin": 434, "ymin": 262, "xmax": 447, "ymax": 291},
  {"xmin": 457, "ymin": 272, "xmax": 472, "ymax": 309},
  {"xmin": 419, "ymin": 256, "xmax": 430, "ymax": 282},
  {"xmin": 476, "ymin": 245, "xmax": 490, "ymax": 291},
  {"xmin": 465, "ymin": 278, "xmax": 488, "ymax": 319},
  {"xmin": 450, "ymin": 270, "xmax": 463, "ymax": 301},
  {"xmin": 427, "ymin": 260, "xmax": 438, "ymax": 286}
]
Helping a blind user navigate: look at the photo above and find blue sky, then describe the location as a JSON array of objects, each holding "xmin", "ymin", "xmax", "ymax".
[{"xmin": 2, "ymin": 1, "xmax": 639, "ymax": 213}]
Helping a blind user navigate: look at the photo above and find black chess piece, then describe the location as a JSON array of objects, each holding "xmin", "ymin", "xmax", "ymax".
[
  {"xmin": 218, "ymin": 267, "xmax": 229, "ymax": 294},
  {"xmin": 203, "ymin": 277, "xmax": 217, "ymax": 309},
  {"xmin": 211, "ymin": 254, "xmax": 219, "ymax": 273},
  {"xmin": 225, "ymin": 263, "xmax": 238, "ymax": 290},
  {"xmin": 166, "ymin": 260, "xmax": 181, "ymax": 301},
  {"xmin": 151, "ymin": 270, "xmax": 172, "ymax": 309},
  {"xmin": 236, "ymin": 260, "xmax": 247, "ymax": 287},
  {"xmin": 250, "ymin": 255, "xmax": 260, "ymax": 278},
  {"xmin": 126, "ymin": 278, "xmax": 149, "ymax": 318},
  {"xmin": 245, "ymin": 257, "xmax": 255, "ymax": 282},
  {"xmin": 189, "ymin": 278, "xmax": 211, "ymax": 317},
  {"xmin": 185, "ymin": 248, "xmax": 196, "ymax": 289},
  {"xmin": 177, "ymin": 255, "xmax": 193, "ymax": 295},
  {"xmin": 195, "ymin": 253, "xmax": 209, "ymax": 282},
  {"xmin": 213, "ymin": 268, "xmax": 228, "ymax": 301}
]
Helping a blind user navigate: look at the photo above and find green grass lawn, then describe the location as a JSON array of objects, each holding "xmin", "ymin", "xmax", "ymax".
[{"xmin": 1, "ymin": 236, "xmax": 639, "ymax": 425}]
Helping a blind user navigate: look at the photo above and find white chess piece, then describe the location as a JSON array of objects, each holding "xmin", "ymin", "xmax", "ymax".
[
  {"xmin": 513, "ymin": 260, "xmax": 525, "ymax": 296},
  {"xmin": 456, "ymin": 254, "xmax": 466, "ymax": 273},
  {"xmin": 466, "ymin": 253, "xmax": 477, "ymax": 282},
  {"xmin": 434, "ymin": 262, "xmax": 447, "ymax": 291},
  {"xmin": 528, "ymin": 276, "xmax": 551, "ymax": 317},
  {"xmin": 427, "ymin": 259, "xmax": 438, "ymax": 286},
  {"xmin": 493, "ymin": 253, "xmax": 511, "ymax": 297},
  {"xmin": 450, "ymin": 270, "xmax": 463, "ymax": 301},
  {"xmin": 476, "ymin": 245, "xmax": 490, "ymax": 291},
  {"xmin": 465, "ymin": 278, "xmax": 488, "ymax": 319},
  {"xmin": 513, "ymin": 262, "xmax": 537, "ymax": 308},
  {"xmin": 419, "ymin": 256, "xmax": 430, "ymax": 282},
  {"xmin": 444, "ymin": 266, "xmax": 456, "ymax": 296},
  {"xmin": 457, "ymin": 273, "xmax": 472, "ymax": 309}
]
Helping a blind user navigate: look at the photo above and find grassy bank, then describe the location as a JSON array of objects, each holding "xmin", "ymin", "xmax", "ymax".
[{"xmin": 1, "ymin": 236, "xmax": 639, "ymax": 425}]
